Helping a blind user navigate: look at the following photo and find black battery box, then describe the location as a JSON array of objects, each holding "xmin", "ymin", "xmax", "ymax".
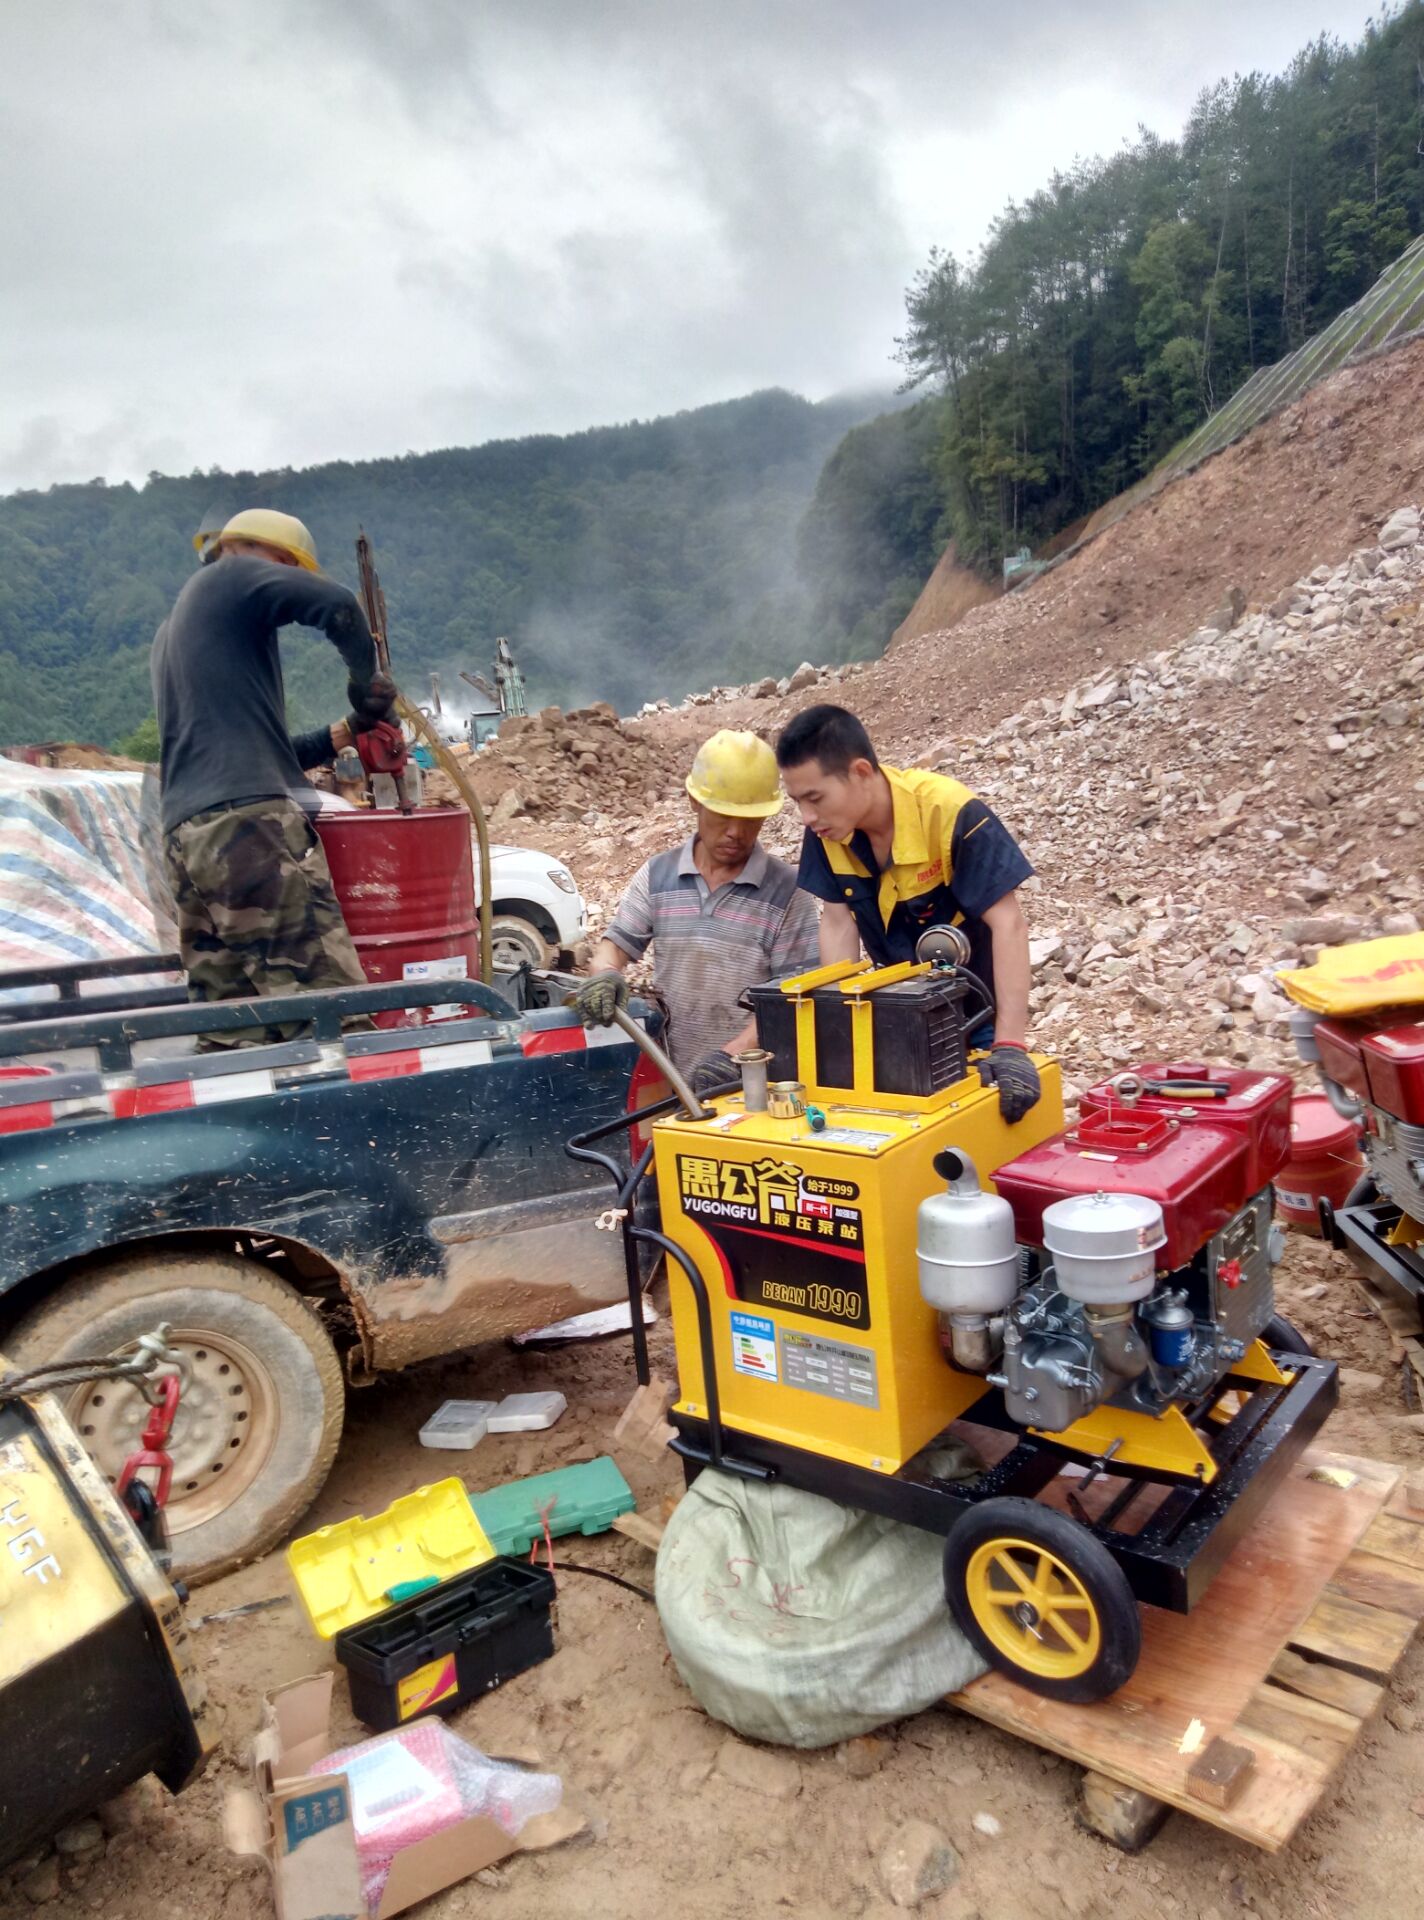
[{"xmin": 748, "ymin": 970, "xmax": 975, "ymax": 1096}]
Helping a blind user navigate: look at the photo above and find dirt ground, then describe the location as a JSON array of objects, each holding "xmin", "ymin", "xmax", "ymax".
[{"xmin": 5, "ymin": 1224, "xmax": 1420, "ymax": 1920}]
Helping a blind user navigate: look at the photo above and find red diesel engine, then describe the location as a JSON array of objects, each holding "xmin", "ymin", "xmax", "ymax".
[
  {"xmin": 978, "ymin": 1065, "xmax": 1293, "ymax": 1433},
  {"xmin": 1307, "ymin": 1017, "xmax": 1424, "ymax": 1227}
]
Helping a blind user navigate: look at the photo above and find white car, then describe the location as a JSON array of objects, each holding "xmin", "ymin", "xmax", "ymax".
[{"xmin": 482, "ymin": 842, "xmax": 587, "ymax": 970}]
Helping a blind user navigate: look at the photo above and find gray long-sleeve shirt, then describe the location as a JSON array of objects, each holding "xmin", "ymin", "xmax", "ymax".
[{"xmin": 151, "ymin": 553, "xmax": 377, "ymax": 834}]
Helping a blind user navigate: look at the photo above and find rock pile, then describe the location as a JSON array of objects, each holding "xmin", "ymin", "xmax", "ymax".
[
  {"xmin": 424, "ymin": 700, "xmax": 688, "ymax": 833},
  {"xmin": 431, "ymin": 497, "xmax": 1423, "ymax": 1111},
  {"xmin": 911, "ymin": 502, "xmax": 1424, "ymax": 1094}
]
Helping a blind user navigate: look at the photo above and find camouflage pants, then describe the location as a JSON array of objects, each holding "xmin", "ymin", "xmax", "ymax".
[{"xmin": 165, "ymin": 798, "xmax": 370, "ymax": 1050}]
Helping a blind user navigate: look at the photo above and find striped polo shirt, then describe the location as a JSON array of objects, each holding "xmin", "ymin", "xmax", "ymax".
[{"xmin": 606, "ymin": 835, "xmax": 820, "ymax": 1069}]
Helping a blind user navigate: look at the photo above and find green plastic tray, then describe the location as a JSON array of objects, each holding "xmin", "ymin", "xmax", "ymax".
[{"xmin": 469, "ymin": 1455, "xmax": 634, "ymax": 1555}]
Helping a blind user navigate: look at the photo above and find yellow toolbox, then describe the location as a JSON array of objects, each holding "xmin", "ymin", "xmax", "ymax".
[{"xmin": 287, "ymin": 1478, "xmax": 496, "ymax": 1638}]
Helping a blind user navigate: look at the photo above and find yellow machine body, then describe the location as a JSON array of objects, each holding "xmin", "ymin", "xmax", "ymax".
[
  {"xmin": 654, "ymin": 1057, "xmax": 1064, "ymax": 1474},
  {"xmin": 0, "ymin": 1361, "xmax": 212, "ymax": 1868}
]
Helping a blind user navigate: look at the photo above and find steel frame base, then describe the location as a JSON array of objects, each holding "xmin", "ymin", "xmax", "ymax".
[
  {"xmin": 1327, "ymin": 1198, "xmax": 1424, "ymax": 1311},
  {"xmin": 671, "ymin": 1352, "xmax": 1338, "ymax": 1613}
]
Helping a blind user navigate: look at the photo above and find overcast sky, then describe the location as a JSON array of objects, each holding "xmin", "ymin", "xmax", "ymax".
[{"xmin": 1, "ymin": 0, "xmax": 1379, "ymax": 496}]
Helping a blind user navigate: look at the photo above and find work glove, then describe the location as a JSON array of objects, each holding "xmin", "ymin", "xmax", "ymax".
[
  {"xmin": 353, "ymin": 719, "xmax": 409, "ymax": 777},
  {"xmin": 978, "ymin": 1043, "xmax": 1041, "ymax": 1124},
  {"xmin": 691, "ymin": 1049, "xmax": 740, "ymax": 1096},
  {"xmin": 573, "ymin": 969, "xmax": 630, "ymax": 1027},
  {"xmin": 347, "ymin": 670, "xmax": 399, "ymax": 731}
]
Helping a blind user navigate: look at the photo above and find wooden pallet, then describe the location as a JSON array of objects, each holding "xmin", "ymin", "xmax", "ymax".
[
  {"xmin": 946, "ymin": 1446, "xmax": 1424, "ymax": 1852},
  {"xmin": 1352, "ymin": 1270, "xmax": 1424, "ymax": 1408}
]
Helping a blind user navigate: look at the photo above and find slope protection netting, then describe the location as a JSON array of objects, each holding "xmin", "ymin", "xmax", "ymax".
[{"xmin": 1071, "ymin": 234, "xmax": 1424, "ymax": 553}]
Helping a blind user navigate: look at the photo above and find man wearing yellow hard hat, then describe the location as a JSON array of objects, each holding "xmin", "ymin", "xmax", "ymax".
[
  {"xmin": 575, "ymin": 729, "xmax": 819, "ymax": 1089},
  {"xmin": 150, "ymin": 508, "xmax": 403, "ymax": 1045}
]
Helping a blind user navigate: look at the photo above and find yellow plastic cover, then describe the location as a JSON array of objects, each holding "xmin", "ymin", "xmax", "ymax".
[
  {"xmin": 1277, "ymin": 931, "xmax": 1424, "ymax": 1017},
  {"xmin": 286, "ymin": 1477, "xmax": 495, "ymax": 1639}
]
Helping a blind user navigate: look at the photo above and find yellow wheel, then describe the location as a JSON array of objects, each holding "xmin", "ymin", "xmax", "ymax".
[
  {"xmin": 964, "ymin": 1537, "xmax": 1101, "ymax": 1682},
  {"xmin": 945, "ymin": 1497, "xmax": 1140, "ymax": 1702}
]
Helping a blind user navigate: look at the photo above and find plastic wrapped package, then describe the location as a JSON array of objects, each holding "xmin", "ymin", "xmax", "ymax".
[{"xmin": 314, "ymin": 1720, "xmax": 561, "ymax": 1914}]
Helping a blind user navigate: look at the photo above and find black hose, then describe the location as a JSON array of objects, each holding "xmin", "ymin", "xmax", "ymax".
[{"xmin": 551, "ymin": 1560, "xmax": 655, "ymax": 1603}]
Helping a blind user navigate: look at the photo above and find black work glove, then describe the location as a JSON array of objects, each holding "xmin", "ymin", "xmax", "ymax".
[
  {"xmin": 691, "ymin": 1049, "xmax": 739, "ymax": 1096},
  {"xmin": 347, "ymin": 670, "xmax": 399, "ymax": 732},
  {"xmin": 573, "ymin": 969, "xmax": 630, "ymax": 1027},
  {"xmin": 978, "ymin": 1043, "xmax": 1041, "ymax": 1124}
]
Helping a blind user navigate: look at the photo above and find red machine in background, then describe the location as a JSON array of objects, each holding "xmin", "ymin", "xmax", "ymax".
[{"xmin": 1294, "ymin": 1009, "xmax": 1424, "ymax": 1319}]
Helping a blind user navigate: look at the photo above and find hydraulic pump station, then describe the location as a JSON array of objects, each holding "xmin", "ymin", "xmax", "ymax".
[
  {"xmin": 1285, "ymin": 941, "xmax": 1424, "ymax": 1319},
  {"xmin": 571, "ymin": 935, "xmax": 1337, "ymax": 1702}
]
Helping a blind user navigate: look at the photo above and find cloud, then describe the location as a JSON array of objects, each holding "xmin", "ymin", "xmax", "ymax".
[{"xmin": 0, "ymin": 0, "xmax": 1379, "ymax": 493}]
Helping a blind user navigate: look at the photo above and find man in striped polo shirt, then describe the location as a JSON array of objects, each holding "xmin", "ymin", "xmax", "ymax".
[{"xmin": 574, "ymin": 730, "xmax": 819, "ymax": 1090}]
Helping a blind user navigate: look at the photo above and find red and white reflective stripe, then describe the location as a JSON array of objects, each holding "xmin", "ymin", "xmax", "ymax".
[
  {"xmin": 349, "ymin": 1049, "xmax": 423, "ymax": 1083},
  {"xmin": 518, "ymin": 1017, "xmax": 641, "ymax": 1058},
  {"xmin": 519, "ymin": 1027, "xmax": 588, "ymax": 1057},
  {"xmin": 0, "ymin": 1091, "xmax": 116, "ymax": 1133},
  {"xmin": 1, "ymin": 1019, "xmax": 638, "ymax": 1129},
  {"xmin": 586, "ymin": 1024, "xmax": 635, "ymax": 1050},
  {"xmin": 112, "ymin": 1068, "xmax": 276, "ymax": 1118},
  {"xmin": 350, "ymin": 1038, "xmax": 495, "ymax": 1083}
]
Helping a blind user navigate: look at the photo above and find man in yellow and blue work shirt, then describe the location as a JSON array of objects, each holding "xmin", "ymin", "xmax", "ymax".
[{"xmin": 775, "ymin": 704, "xmax": 1041, "ymax": 1123}]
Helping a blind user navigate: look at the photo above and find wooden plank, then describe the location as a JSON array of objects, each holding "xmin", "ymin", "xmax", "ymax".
[
  {"xmin": 1267, "ymin": 1647, "xmax": 1384, "ymax": 1721},
  {"xmin": 1077, "ymin": 1773, "xmax": 1170, "ymax": 1851},
  {"xmin": 1237, "ymin": 1686, "xmax": 1360, "ymax": 1769},
  {"xmin": 1328, "ymin": 1547, "xmax": 1424, "ymax": 1621},
  {"xmin": 1352, "ymin": 1273, "xmax": 1422, "ymax": 1340},
  {"xmin": 1288, "ymin": 1591, "xmax": 1417, "ymax": 1683},
  {"xmin": 948, "ymin": 1446, "xmax": 1400, "ymax": 1850},
  {"xmin": 611, "ymin": 1510, "xmax": 664, "ymax": 1552},
  {"xmin": 1358, "ymin": 1510, "xmax": 1424, "ymax": 1573}
]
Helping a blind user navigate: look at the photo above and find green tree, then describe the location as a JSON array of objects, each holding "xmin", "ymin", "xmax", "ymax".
[{"xmin": 117, "ymin": 712, "xmax": 161, "ymax": 762}]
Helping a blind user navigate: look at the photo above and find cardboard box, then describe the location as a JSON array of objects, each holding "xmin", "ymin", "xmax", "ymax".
[{"xmin": 225, "ymin": 1671, "xmax": 581, "ymax": 1920}]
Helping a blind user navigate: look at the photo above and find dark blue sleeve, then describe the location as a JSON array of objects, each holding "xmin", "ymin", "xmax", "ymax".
[
  {"xmin": 292, "ymin": 725, "xmax": 337, "ymax": 770},
  {"xmin": 795, "ymin": 828, "xmax": 843, "ymax": 903},
  {"xmin": 241, "ymin": 559, "xmax": 378, "ymax": 686},
  {"xmin": 950, "ymin": 800, "xmax": 1033, "ymax": 917}
]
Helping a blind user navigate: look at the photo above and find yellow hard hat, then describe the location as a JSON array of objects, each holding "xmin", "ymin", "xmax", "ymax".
[
  {"xmin": 685, "ymin": 730, "xmax": 783, "ymax": 818},
  {"xmin": 192, "ymin": 508, "xmax": 321, "ymax": 572}
]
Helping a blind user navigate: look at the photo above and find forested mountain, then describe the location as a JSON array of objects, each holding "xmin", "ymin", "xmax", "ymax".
[
  {"xmin": 804, "ymin": 5, "xmax": 1424, "ymax": 655},
  {"xmin": 0, "ymin": 389, "xmax": 889, "ymax": 748},
  {"xmin": 10, "ymin": 10, "xmax": 1424, "ymax": 748}
]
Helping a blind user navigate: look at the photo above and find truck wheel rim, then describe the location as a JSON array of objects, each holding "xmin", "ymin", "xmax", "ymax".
[
  {"xmin": 492, "ymin": 930, "xmax": 539, "ymax": 968},
  {"xmin": 70, "ymin": 1327, "xmax": 278, "ymax": 1535},
  {"xmin": 964, "ymin": 1536, "xmax": 1101, "ymax": 1680}
]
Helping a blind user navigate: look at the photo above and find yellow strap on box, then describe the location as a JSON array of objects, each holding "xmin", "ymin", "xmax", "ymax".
[{"xmin": 778, "ymin": 959, "xmax": 867, "ymax": 995}]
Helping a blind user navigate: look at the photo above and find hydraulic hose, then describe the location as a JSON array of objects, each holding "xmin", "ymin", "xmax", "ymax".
[
  {"xmin": 395, "ymin": 694, "xmax": 494, "ymax": 986},
  {"xmin": 609, "ymin": 1003, "xmax": 715, "ymax": 1121}
]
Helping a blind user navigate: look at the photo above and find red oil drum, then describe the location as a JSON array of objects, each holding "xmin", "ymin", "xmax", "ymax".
[
  {"xmin": 313, "ymin": 807, "xmax": 478, "ymax": 1025},
  {"xmin": 1274, "ymin": 1094, "xmax": 1365, "ymax": 1235}
]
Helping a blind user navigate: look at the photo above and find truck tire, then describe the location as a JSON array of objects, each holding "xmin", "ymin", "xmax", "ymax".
[
  {"xmin": 4, "ymin": 1251, "xmax": 343, "ymax": 1585},
  {"xmin": 488, "ymin": 914, "xmax": 552, "ymax": 970}
]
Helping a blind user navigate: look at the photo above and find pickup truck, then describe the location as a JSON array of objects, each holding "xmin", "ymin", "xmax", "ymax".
[{"xmin": 0, "ymin": 957, "xmax": 664, "ymax": 1582}]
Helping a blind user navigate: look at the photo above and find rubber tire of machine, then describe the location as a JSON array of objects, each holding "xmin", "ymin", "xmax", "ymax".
[
  {"xmin": 1262, "ymin": 1313, "xmax": 1315, "ymax": 1357},
  {"xmin": 487, "ymin": 914, "xmax": 552, "ymax": 971},
  {"xmin": 3, "ymin": 1251, "xmax": 344, "ymax": 1586},
  {"xmin": 943, "ymin": 1496, "xmax": 1142, "ymax": 1703}
]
